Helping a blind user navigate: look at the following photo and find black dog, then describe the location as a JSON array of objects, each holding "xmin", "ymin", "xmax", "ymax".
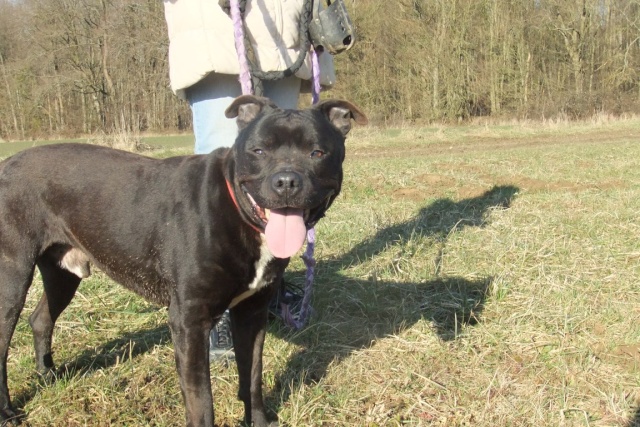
[{"xmin": 0, "ymin": 95, "xmax": 366, "ymax": 426}]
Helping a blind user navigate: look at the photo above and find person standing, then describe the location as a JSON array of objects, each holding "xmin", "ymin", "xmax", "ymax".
[
  {"xmin": 164, "ymin": 0, "xmax": 336, "ymax": 153},
  {"xmin": 163, "ymin": 0, "xmax": 337, "ymax": 359}
]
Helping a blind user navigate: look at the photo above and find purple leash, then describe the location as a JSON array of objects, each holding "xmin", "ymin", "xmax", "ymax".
[
  {"xmin": 230, "ymin": 0, "xmax": 253, "ymax": 95},
  {"xmin": 282, "ymin": 49, "xmax": 321, "ymax": 329},
  {"xmin": 231, "ymin": 0, "xmax": 320, "ymax": 329},
  {"xmin": 282, "ymin": 227, "xmax": 316, "ymax": 329},
  {"xmin": 310, "ymin": 48, "xmax": 321, "ymax": 104}
]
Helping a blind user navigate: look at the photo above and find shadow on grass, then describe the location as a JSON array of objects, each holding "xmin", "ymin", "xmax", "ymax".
[
  {"xmin": 12, "ymin": 184, "xmax": 518, "ymax": 425},
  {"xmin": 56, "ymin": 325, "xmax": 172, "ymax": 376},
  {"xmin": 266, "ymin": 185, "xmax": 519, "ymax": 413},
  {"xmin": 12, "ymin": 325, "xmax": 171, "ymax": 413}
]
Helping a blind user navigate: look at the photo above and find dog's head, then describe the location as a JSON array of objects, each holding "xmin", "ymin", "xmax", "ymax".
[{"xmin": 225, "ymin": 95, "xmax": 367, "ymax": 258}]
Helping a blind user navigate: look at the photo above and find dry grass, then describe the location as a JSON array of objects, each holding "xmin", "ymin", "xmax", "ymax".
[
  {"xmin": 5, "ymin": 118, "xmax": 640, "ymax": 426},
  {"xmin": 86, "ymin": 126, "xmax": 151, "ymax": 153}
]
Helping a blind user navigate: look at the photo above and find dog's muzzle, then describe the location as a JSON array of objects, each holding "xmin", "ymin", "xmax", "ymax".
[
  {"xmin": 240, "ymin": 184, "xmax": 334, "ymax": 259},
  {"xmin": 309, "ymin": 0, "xmax": 356, "ymax": 55}
]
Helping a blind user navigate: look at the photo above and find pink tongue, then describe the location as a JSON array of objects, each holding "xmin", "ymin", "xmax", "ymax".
[{"xmin": 265, "ymin": 208, "xmax": 307, "ymax": 258}]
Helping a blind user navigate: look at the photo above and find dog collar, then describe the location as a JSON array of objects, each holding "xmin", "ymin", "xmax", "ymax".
[{"xmin": 226, "ymin": 179, "xmax": 263, "ymax": 234}]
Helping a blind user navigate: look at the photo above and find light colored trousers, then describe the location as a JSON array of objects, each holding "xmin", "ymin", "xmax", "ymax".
[{"xmin": 186, "ymin": 73, "xmax": 302, "ymax": 154}]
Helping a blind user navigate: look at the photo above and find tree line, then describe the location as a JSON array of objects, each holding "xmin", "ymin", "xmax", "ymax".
[{"xmin": 1, "ymin": 0, "xmax": 639, "ymax": 140}]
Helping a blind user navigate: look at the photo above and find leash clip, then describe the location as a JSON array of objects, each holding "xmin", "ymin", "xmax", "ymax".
[{"xmin": 309, "ymin": 0, "xmax": 356, "ymax": 55}]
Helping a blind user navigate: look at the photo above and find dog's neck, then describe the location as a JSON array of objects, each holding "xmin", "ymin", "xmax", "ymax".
[{"xmin": 225, "ymin": 178, "xmax": 263, "ymax": 234}]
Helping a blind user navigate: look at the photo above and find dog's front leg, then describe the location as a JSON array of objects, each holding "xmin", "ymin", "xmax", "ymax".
[
  {"xmin": 230, "ymin": 291, "xmax": 275, "ymax": 427},
  {"xmin": 168, "ymin": 297, "xmax": 214, "ymax": 427}
]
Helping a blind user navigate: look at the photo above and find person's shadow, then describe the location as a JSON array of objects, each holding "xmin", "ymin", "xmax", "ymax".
[
  {"xmin": 266, "ymin": 185, "xmax": 519, "ymax": 410},
  {"xmin": 12, "ymin": 184, "xmax": 520, "ymax": 425}
]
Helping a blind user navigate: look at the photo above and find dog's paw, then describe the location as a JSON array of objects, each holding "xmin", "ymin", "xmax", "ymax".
[
  {"xmin": 249, "ymin": 412, "xmax": 277, "ymax": 427},
  {"xmin": 0, "ymin": 407, "xmax": 22, "ymax": 426}
]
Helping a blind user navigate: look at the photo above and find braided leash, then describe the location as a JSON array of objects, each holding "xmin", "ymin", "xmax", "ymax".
[
  {"xmin": 230, "ymin": 0, "xmax": 320, "ymax": 329},
  {"xmin": 229, "ymin": 0, "xmax": 252, "ymax": 95},
  {"xmin": 282, "ymin": 48, "xmax": 321, "ymax": 329}
]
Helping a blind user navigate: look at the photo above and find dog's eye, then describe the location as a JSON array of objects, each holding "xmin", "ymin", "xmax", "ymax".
[
  {"xmin": 253, "ymin": 148, "xmax": 265, "ymax": 155},
  {"xmin": 310, "ymin": 150, "xmax": 325, "ymax": 158}
]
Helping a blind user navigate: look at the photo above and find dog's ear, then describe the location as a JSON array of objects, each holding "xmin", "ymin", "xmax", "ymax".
[
  {"xmin": 314, "ymin": 100, "xmax": 368, "ymax": 136},
  {"xmin": 225, "ymin": 95, "xmax": 278, "ymax": 130}
]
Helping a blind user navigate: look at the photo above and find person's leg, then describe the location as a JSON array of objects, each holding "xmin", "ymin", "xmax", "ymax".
[
  {"xmin": 186, "ymin": 73, "xmax": 241, "ymax": 360},
  {"xmin": 262, "ymin": 76, "xmax": 302, "ymax": 110},
  {"xmin": 188, "ymin": 75, "xmax": 301, "ymax": 154},
  {"xmin": 186, "ymin": 73, "xmax": 242, "ymax": 154}
]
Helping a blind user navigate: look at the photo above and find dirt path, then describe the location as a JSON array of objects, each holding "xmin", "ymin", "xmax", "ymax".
[{"xmin": 347, "ymin": 127, "xmax": 638, "ymax": 202}]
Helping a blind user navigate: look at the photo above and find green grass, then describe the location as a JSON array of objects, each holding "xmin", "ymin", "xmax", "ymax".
[{"xmin": 4, "ymin": 118, "xmax": 640, "ymax": 425}]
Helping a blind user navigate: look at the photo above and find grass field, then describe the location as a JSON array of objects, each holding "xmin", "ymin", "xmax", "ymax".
[{"xmin": 3, "ymin": 118, "xmax": 640, "ymax": 426}]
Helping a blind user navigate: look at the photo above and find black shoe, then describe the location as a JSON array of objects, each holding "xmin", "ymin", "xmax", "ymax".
[{"xmin": 210, "ymin": 310, "xmax": 234, "ymax": 361}]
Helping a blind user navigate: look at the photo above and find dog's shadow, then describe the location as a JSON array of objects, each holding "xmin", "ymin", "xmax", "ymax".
[
  {"xmin": 12, "ymin": 325, "xmax": 172, "ymax": 414},
  {"xmin": 12, "ymin": 185, "xmax": 519, "ymax": 424},
  {"xmin": 266, "ymin": 185, "xmax": 519, "ymax": 412},
  {"xmin": 628, "ymin": 407, "xmax": 640, "ymax": 427}
]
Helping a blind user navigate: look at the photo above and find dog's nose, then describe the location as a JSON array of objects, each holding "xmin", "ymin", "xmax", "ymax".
[{"xmin": 271, "ymin": 171, "xmax": 302, "ymax": 198}]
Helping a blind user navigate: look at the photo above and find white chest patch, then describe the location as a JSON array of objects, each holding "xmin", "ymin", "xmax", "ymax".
[{"xmin": 229, "ymin": 238, "xmax": 274, "ymax": 308}]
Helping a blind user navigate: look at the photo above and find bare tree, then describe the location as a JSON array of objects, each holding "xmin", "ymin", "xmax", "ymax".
[{"xmin": 1, "ymin": 0, "xmax": 640, "ymax": 139}]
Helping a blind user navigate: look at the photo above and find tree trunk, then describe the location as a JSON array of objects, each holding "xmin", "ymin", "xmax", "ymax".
[
  {"xmin": 0, "ymin": 53, "xmax": 20, "ymax": 138},
  {"xmin": 556, "ymin": 0, "xmax": 590, "ymax": 95}
]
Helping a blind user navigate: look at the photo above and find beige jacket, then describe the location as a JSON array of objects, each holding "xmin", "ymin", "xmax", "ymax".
[{"xmin": 163, "ymin": 0, "xmax": 336, "ymax": 98}]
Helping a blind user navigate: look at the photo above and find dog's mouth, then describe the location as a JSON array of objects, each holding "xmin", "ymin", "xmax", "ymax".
[{"xmin": 241, "ymin": 185, "xmax": 333, "ymax": 259}]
